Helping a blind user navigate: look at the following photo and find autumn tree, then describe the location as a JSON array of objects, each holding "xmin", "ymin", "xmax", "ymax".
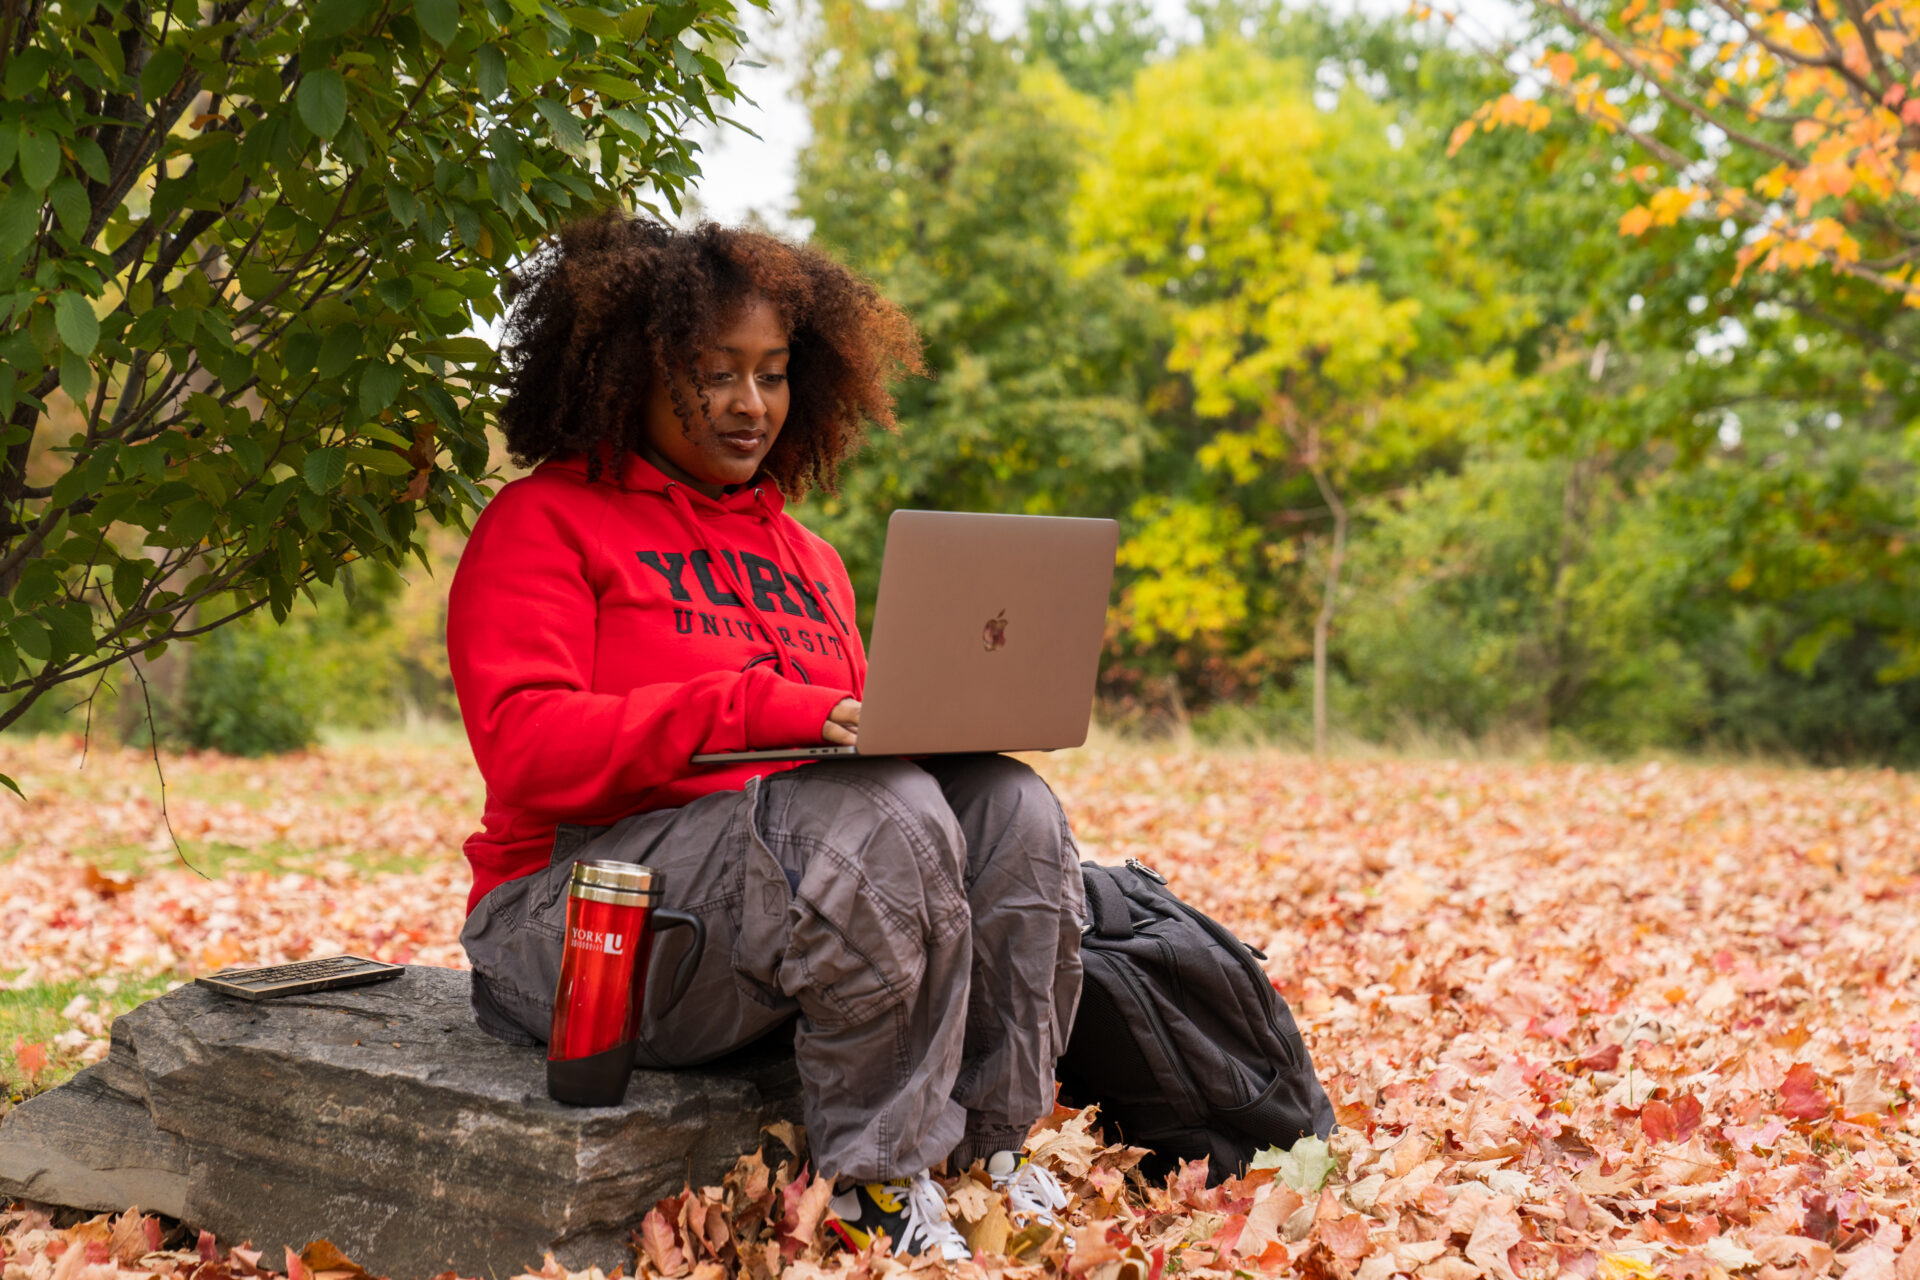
[
  {"xmin": 1451, "ymin": 0, "xmax": 1920, "ymax": 303},
  {"xmin": 0, "ymin": 0, "xmax": 757, "ymax": 753},
  {"xmin": 792, "ymin": 0, "xmax": 1163, "ymax": 613},
  {"xmin": 1075, "ymin": 42, "xmax": 1517, "ymax": 752}
]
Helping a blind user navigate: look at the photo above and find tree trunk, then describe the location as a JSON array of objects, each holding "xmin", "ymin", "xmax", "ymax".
[{"xmin": 1309, "ymin": 460, "xmax": 1348, "ymax": 760}]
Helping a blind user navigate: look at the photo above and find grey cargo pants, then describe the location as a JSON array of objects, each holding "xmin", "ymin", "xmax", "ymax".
[{"xmin": 459, "ymin": 754, "xmax": 1086, "ymax": 1182}]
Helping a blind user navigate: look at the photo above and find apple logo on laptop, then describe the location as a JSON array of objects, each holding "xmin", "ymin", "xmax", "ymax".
[{"xmin": 982, "ymin": 609, "xmax": 1008, "ymax": 652}]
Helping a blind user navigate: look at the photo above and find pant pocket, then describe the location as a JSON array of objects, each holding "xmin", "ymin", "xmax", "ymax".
[
  {"xmin": 781, "ymin": 866, "xmax": 927, "ymax": 1033},
  {"xmin": 459, "ymin": 874, "xmax": 566, "ymax": 1043},
  {"xmin": 731, "ymin": 775, "xmax": 793, "ymax": 1009}
]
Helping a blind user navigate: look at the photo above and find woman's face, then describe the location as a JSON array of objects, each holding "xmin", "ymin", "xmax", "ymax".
[{"xmin": 639, "ymin": 296, "xmax": 791, "ymax": 495}]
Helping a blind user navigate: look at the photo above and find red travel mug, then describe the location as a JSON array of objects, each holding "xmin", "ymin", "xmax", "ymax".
[{"xmin": 546, "ymin": 860, "xmax": 705, "ymax": 1106}]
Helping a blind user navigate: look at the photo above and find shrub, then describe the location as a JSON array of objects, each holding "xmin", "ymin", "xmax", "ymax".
[{"xmin": 175, "ymin": 627, "xmax": 317, "ymax": 757}]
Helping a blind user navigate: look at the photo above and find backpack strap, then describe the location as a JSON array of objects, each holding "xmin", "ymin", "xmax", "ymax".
[{"xmin": 1080, "ymin": 864, "xmax": 1135, "ymax": 940}]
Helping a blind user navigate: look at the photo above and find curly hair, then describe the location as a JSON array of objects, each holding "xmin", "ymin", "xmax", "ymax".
[{"xmin": 497, "ymin": 213, "xmax": 924, "ymax": 496}]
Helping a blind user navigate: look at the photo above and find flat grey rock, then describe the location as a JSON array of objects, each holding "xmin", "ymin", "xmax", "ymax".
[{"xmin": 0, "ymin": 967, "xmax": 801, "ymax": 1278}]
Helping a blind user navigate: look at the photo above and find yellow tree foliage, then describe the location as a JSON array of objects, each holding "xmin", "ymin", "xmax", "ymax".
[
  {"xmin": 1450, "ymin": 0, "xmax": 1920, "ymax": 301},
  {"xmin": 1075, "ymin": 45, "xmax": 1498, "ymax": 655},
  {"xmin": 1076, "ymin": 45, "xmax": 1525, "ymax": 748},
  {"xmin": 1077, "ymin": 47, "xmax": 1423, "ymax": 432}
]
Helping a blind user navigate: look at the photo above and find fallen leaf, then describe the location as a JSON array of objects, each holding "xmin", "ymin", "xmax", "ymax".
[
  {"xmin": 1320, "ymin": 1214, "xmax": 1370, "ymax": 1262},
  {"xmin": 1026, "ymin": 1111, "xmax": 1100, "ymax": 1178},
  {"xmin": 12, "ymin": 1037, "xmax": 47, "ymax": 1080},
  {"xmin": 1462, "ymin": 1194, "xmax": 1520, "ymax": 1280},
  {"xmin": 639, "ymin": 1207, "xmax": 687, "ymax": 1278},
  {"xmin": 963, "ymin": 1202, "xmax": 1012, "ymax": 1256},
  {"xmin": 763, "ymin": 1121, "xmax": 806, "ymax": 1164},
  {"xmin": 1579, "ymin": 1044, "xmax": 1623, "ymax": 1073},
  {"xmin": 1249, "ymin": 1135, "xmax": 1336, "ymax": 1193},
  {"xmin": 1640, "ymin": 1100, "xmax": 1678, "ymax": 1144},
  {"xmin": 1780, "ymin": 1062, "xmax": 1832, "ymax": 1121},
  {"xmin": 298, "ymin": 1241, "xmax": 371, "ymax": 1280},
  {"xmin": 947, "ymin": 1177, "xmax": 994, "ymax": 1222},
  {"xmin": 778, "ymin": 1173, "xmax": 834, "ymax": 1258}
]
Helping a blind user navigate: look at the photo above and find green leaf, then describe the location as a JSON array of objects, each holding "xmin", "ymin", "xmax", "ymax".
[
  {"xmin": 487, "ymin": 155, "xmax": 520, "ymax": 212},
  {"xmin": 348, "ymin": 445, "xmax": 412, "ymax": 476},
  {"xmin": 349, "ymin": 493, "xmax": 395, "ymax": 546},
  {"xmin": 230, "ymin": 435, "xmax": 266, "ymax": 475},
  {"xmin": 58, "ymin": 348, "xmax": 91, "ymax": 403},
  {"xmin": 0, "ymin": 772, "xmax": 23, "ymax": 801},
  {"xmin": 276, "ymin": 527, "xmax": 302, "ymax": 581},
  {"xmin": 14, "ymin": 561, "xmax": 58, "ymax": 610},
  {"xmin": 1249, "ymin": 1136, "xmax": 1336, "ymax": 1193},
  {"xmin": 359, "ymin": 361, "xmax": 405, "ymax": 414},
  {"xmin": 413, "ymin": 336, "xmax": 494, "ymax": 361},
  {"xmin": 604, "ymin": 107, "xmax": 653, "ymax": 141},
  {"xmin": 559, "ymin": 5, "xmax": 621, "ymax": 37},
  {"xmin": 476, "ymin": 44, "xmax": 508, "ymax": 101},
  {"xmin": 376, "ymin": 277, "xmax": 414, "ymax": 309},
  {"xmin": 448, "ymin": 201, "xmax": 481, "ymax": 249},
  {"xmin": 48, "ymin": 176, "xmax": 88, "ymax": 239},
  {"xmin": 306, "ymin": 0, "xmax": 373, "ymax": 40},
  {"xmin": 420, "ymin": 383, "xmax": 464, "ymax": 431},
  {"xmin": 112, "ymin": 558, "xmax": 146, "ymax": 610},
  {"xmin": 17, "ymin": 128, "xmax": 60, "ymax": 192},
  {"xmin": 415, "ymin": 0, "xmax": 461, "ymax": 46},
  {"xmin": 10, "ymin": 617, "xmax": 49, "ymax": 662},
  {"xmin": 0, "ymin": 185, "xmax": 37, "ymax": 257},
  {"xmin": 237, "ymin": 262, "xmax": 277, "ymax": 300},
  {"xmin": 297, "ymin": 69, "xmax": 349, "ymax": 140},
  {"xmin": 170, "ymin": 498, "xmax": 217, "ymax": 547},
  {"xmin": 50, "ymin": 463, "xmax": 91, "ymax": 510},
  {"xmin": 317, "ymin": 324, "xmax": 362, "ymax": 377},
  {"xmin": 2, "ymin": 46, "xmax": 53, "ymax": 97},
  {"xmin": 616, "ymin": 4, "xmax": 655, "ymax": 38},
  {"xmin": 385, "ymin": 182, "xmax": 419, "ymax": 226},
  {"xmin": 44, "ymin": 601, "xmax": 96, "ymax": 657},
  {"xmin": 579, "ymin": 72, "xmax": 643, "ymax": 101},
  {"xmin": 72, "ymin": 137, "xmax": 109, "ymax": 184},
  {"xmin": 55, "ymin": 292, "xmax": 99, "ymax": 355},
  {"xmin": 533, "ymin": 98, "xmax": 587, "ymax": 152},
  {"xmin": 139, "ymin": 45, "xmax": 187, "ymax": 100},
  {"xmin": 304, "ymin": 448, "xmax": 349, "ymax": 493},
  {"xmin": 286, "ymin": 330, "xmax": 322, "ymax": 375}
]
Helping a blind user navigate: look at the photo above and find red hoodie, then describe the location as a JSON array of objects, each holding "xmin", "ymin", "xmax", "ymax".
[{"xmin": 447, "ymin": 452, "xmax": 866, "ymax": 912}]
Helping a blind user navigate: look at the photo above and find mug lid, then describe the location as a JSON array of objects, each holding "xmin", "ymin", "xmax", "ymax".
[{"xmin": 570, "ymin": 860, "xmax": 659, "ymax": 896}]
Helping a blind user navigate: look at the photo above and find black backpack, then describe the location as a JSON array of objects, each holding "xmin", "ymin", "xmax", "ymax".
[{"xmin": 1056, "ymin": 859, "xmax": 1335, "ymax": 1184}]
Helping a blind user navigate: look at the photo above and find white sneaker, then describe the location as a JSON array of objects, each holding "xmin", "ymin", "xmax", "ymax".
[
  {"xmin": 827, "ymin": 1169, "xmax": 972, "ymax": 1261},
  {"xmin": 987, "ymin": 1150, "xmax": 1069, "ymax": 1229}
]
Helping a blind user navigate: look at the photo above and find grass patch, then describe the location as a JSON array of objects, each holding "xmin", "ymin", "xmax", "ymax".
[
  {"xmin": 34, "ymin": 840, "xmax": 441, "ymax": 879},
  {"xmin": 0, "ymin": 837, "xmax": 446, "ymax": 880},
  {"xmin": 1, "ymin": 972, "xmax": 177, "ymax": 1109}
]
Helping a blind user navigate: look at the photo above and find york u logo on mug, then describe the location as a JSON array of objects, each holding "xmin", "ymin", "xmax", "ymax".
[
  {"xmin": 571, "ymin": 926, "xmax": 625, "ymax": 956},
  {"xmin": 982, "ymin": 608, "xmax": 1009, "ymax": 652}
]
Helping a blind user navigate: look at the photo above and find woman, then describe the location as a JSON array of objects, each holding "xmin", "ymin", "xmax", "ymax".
[{"xmin": 447, "ymin": 214, "xmax": 1085, "ymax": 1259}]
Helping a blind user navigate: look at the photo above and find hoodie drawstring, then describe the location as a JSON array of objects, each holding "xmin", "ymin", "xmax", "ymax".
[
  {"xmin": 752, "ymin": 486, "xmax": 865, "ymax": 699},
  {"xmin": 664, "ymin": 482, "xmax": 864, "ymax": 699},
  {"xmin": 663, "ymin": 482, "xmax": 800, "ymax": 682}
]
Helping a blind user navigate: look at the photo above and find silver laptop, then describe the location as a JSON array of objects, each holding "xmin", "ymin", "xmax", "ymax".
[{"xmin": 692, "ymin": 510, "xmax": 1118, "ymax": 765}]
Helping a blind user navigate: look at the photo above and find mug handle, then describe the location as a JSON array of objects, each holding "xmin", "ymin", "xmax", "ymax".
[{"xmin": 647, "ymin": 909, "xmax": 707, "ymax": 1013}]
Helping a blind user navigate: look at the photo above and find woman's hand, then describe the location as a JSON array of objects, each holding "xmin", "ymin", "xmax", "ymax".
[{"xmin": 823, "ymin": 698, "xmax": 861, "ymax": 746}]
